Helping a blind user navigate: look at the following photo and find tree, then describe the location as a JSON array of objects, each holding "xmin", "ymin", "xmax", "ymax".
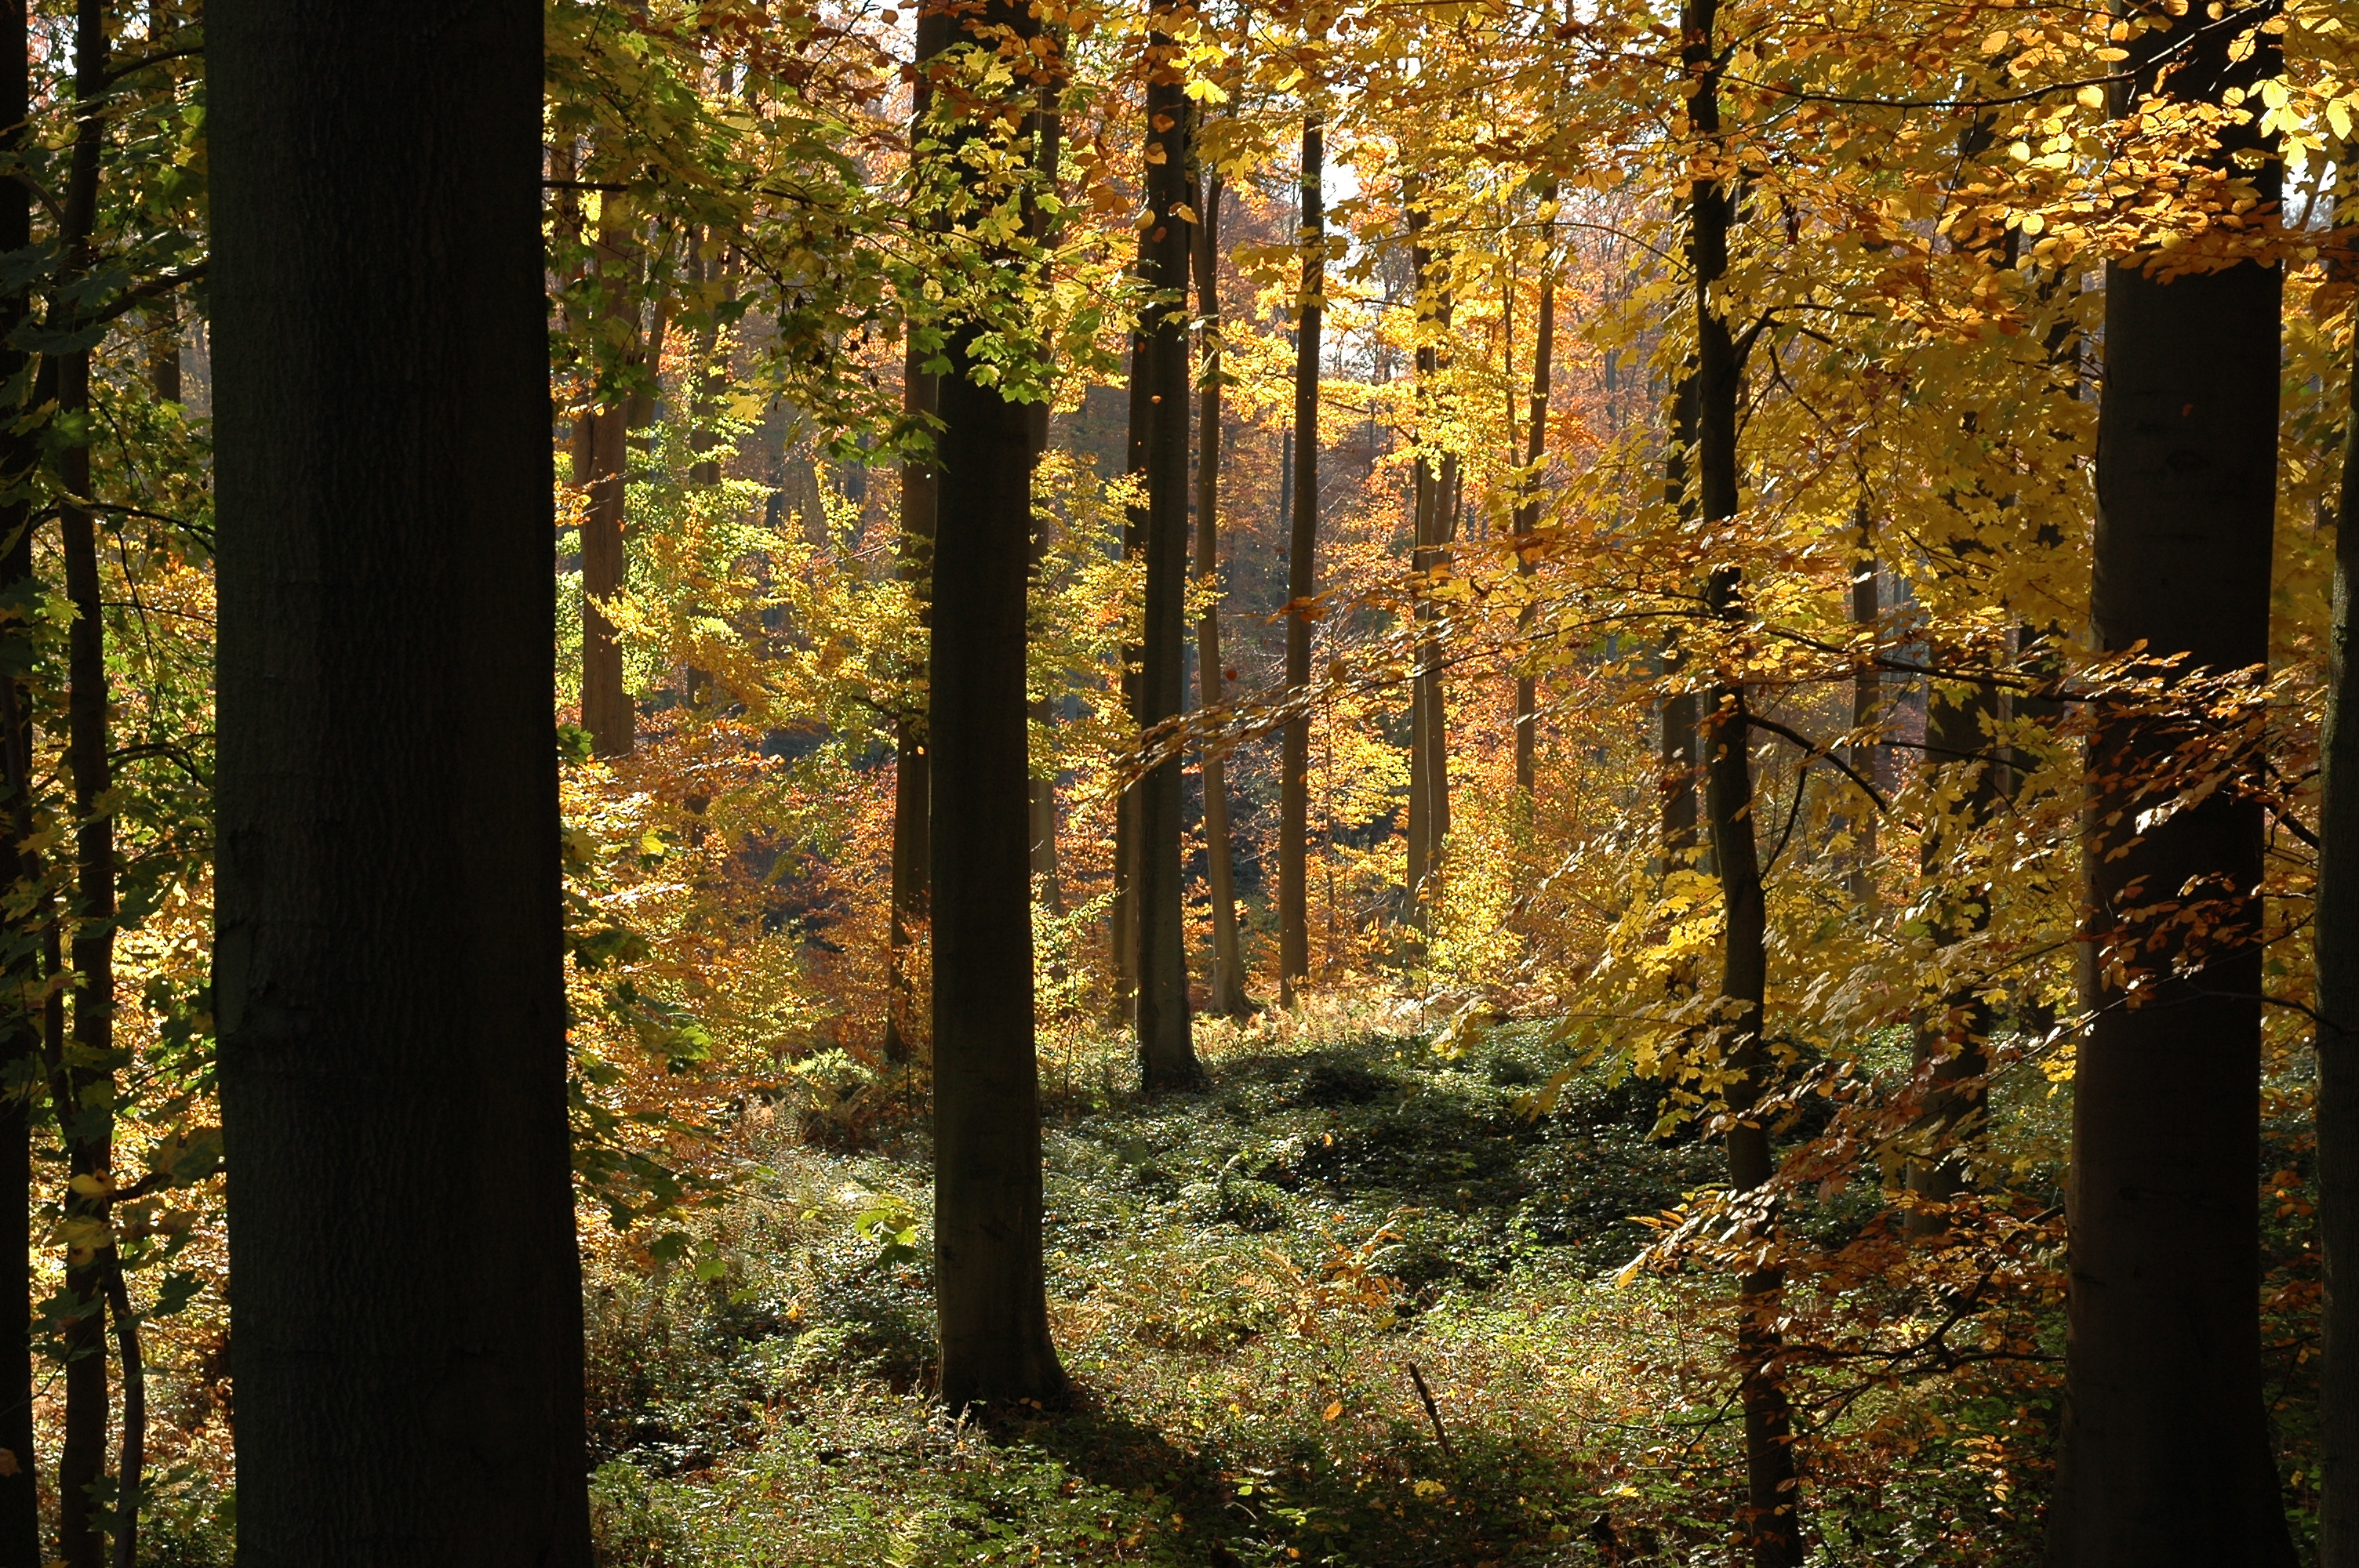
[
  {"xmin": 926, "ymin": 0, "xmax": 1069, "ymax": 1410},
  {"xmin": 1191, "ymin": 165, "xmax": 1252, "ymax": 1018},
  {"xmin": 209, "ymin": 2, "xmax": 593, "ymax": 1559},
  {"xmin": 2320, "ymin": 157, "xmax": 2359, "ymax": 1568},
  {"xmin": 2043, "ymin": 2, "xmax": 2293, "ymax": 1559},
  {"xmin": 1134, "ymin": 9, "xmax": 1200, "ymax": 1089},
  {"xmin": 1279, "ymin": 107, "xmax": 1324, "ymax": 1005}
]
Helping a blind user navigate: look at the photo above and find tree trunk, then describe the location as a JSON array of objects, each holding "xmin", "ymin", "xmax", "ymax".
[
  {"xmin": 1511, "ymin": 201, "xmax": 1555, "ymax": 798},
  {"xmin": 1846, "ymin": 512, "xmax": 1878, "ymax": 908},
  {"xmin": 53, "ymin": 5, "xmax": 112, "ymax": 1558},
  {"xmin": 1112, "ymin": 329, "xmax": 1146, "ymax": 1018},
  {"xmin": 1191, "ymin": 168, "xmax": 1250, "ymax": 1018},
  {"xmin": 0, "ymin": 0, "xmax": 38, "ymax": 1552},
  {"xmin": 885, "ymin": 7, "xmax": 948, "ymax": 1067},
  {"xmin": 579, "ymin": 151, "xmax": 641, "ymax": 760},
  {"xmin": 1659, "ymin": 375, "xmax": 1699, "ymax": 872},
  {"xmin": 2316, "ymin": 158, "xmax": 2359, "ymax": 1568},
  {"xmin": 1404, "ymin": 183, "xmax": 1450, "ymax": 926},
  {"xmin": 2045, "ymin": 5, "xmax": 2290, "ymax": 1561},
  {"xmin": 1687, "ymin": 0, "xmax": 1799, "ymax": 1555},
  {"xmin": 1134, "ymin": 25, "xmax": 1198, "ymax": 1089},
  {"xmin": 928, "ymin": 0, "xmax": 1066, "ymax": 1410},
  {"xmin": 209, "ymin": 3, "xmax": 594, "ymax": 1559},
  {"xmin": 1278, "ymin": 112, "xmax": 1323, "ymax": 1005}
]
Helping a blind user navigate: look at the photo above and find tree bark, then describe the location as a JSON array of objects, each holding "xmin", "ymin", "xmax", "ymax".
[
  {"xmin": 209, "ymin": 3, "xmax": 594, "ymax": 1560},
  {"xmin": 1133, "ymin": 20, "xmax": 1198, "ymax": 1089},
  {"xmin": 1845, "ymin": 510, "xmax": 1877, "ymax": 908},
  {"xmin": 927, "ymin": 0, "xmax": 1067, "ymax": 1410},
  {"xmin": 2317, "ymin": 158, "xmax": 2359, "ymax": 1568},
  {"xmin": 1659, "ymin": 375, "xmax": 1699, "ymax": 872},
  {"xmin": 885, "ymin": 5, "xmax": 949, "ymax": 1067},
  {"xmin": 53, "ymin": 4, "xmax": 114, "ymax": 1558},
  {"xmin": 1279, "ymin": 112, "xmax": 1323, "ymax": 1004},
  {"xmin": 1687, "ymin": 0, "xmax": 1799, "ymax": 1555},
  {"xmin": 0, "ymin": 0, "xmax": 38, "ymax": 1552},
  {"xmin": 1404, "ymin": 183, "xmax": 1451, "ymax": 926},
  {"xmin": 1191, "ymin": 168, "xmax": 1251, "ymax": 1017},
  {"xmin": 579, "ymin": 148, "xmax": 642, "ymax": 760},
  {"xmin": 2045, "ymin": 5, "xmax": 2290, "ymax": 1561},
  {"xmin": 1511, "ymin": 201, "xmax": 1555, "ymax": 799}
]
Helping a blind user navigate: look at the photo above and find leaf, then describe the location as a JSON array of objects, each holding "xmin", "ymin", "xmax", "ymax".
[{"xmin": 1322, "ymin": 1399, "xmax": 1343, "ymax": 1421}]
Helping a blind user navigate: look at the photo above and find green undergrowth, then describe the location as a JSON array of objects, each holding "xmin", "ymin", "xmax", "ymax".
[{"xmin": 580, "ymin": 1018, "xmax": 2054, "ymax": 1566}]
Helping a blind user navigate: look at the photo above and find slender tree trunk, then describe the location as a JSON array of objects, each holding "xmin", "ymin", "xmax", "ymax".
[
  {"xmin": 1511, "ymin": 206, "xmax": 1555, "ymax": 799},
  {"xmin": 2317, "ymin": 158, "xmax": 2359, "ymax": 1568},
  {"xmin": 1660, "ymin": 375, "xmax": 1699, "ymax": 871},
  {"xmin": 927, "ymin": 0, "xmax": 1067, "ymax": 1409},
  {"xmin": 1112, "ymin": 329, "xmax": 1146, "ymax": 1016},
  {"xmin": 102, "ymin": 1260, "xmax": 140, "ymax": 1568},
  {"xmin": 1279, "ymin": 111, "xmax": 1323, "ymax": 1004},
  {"xmin": 579, "ymin": 150, "xmax": 642, "ymax": 760},
  {"xmin": 1134, "ymin": 22, "xmax": 1198, "ymax": 1088},
  {"xmin": 1191, "ymin": 169, "xmax": 1249, "ymax": 1017},
  {"xmin": 1686, "ymin": 0, "xmax": 1798, "ymax": 1556},
  {"xmin": 209, "ymin": 3, "xmax": 594, "ymax": 1559},
  {"xmin": 53, "ymin": 5, "xmax": 113, "ymax": 1558},
  {"xmin": 1404, "ymin": 183, "xmax": 1450, "ymax": 925},
  {"xmin": 0, "ymin": 0, "xmax": 38, "ymax": 1552},
  {"xmin": 885, "ymin": 6, "xmax": 948, "ymax": 1067},
  {"xmin": 1846, "ymin": 510, "xmax": 1878, "ymax": 907},
  {"xmin": 2045, "ymin": 5, "xmax": 2291, "ymax": 1562}
]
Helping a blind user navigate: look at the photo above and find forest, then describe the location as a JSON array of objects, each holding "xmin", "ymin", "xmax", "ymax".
[{"xmin": 0, "ymin": 0, "xmax": 2346, "ymax": 1563}]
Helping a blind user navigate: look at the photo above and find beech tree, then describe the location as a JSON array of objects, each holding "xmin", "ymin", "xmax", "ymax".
[
  {"xmin": 2044, "ymin": 1, "xmax": 2292, "ymax": 1559},
  {"xmin": 209, "ymin": 2, "xmax": 592, "ymax": 1558}
]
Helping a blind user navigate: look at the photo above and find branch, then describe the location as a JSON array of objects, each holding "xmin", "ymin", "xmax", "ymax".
[{"xmin": 1747, "ymin": 712, "xmax": 1888, "ymax": 815}]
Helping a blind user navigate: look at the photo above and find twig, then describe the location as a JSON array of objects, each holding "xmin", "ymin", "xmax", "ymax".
[{"xmin": 1403, "ymin": 1361, "xmax": 1456, "ymax": 1463}]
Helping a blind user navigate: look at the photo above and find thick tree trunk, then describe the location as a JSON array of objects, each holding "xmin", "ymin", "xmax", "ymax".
[
  {"xmin": 1191, "ymin": 169, "xmax": 1250, "ymax": 1017},
  {"xmin": 2317, "ymin": 167, "xmax": 2359, "ymax": 1566},
  {"xmin": 1278, "ymin": 114, "xmax": 1323, "ymax": 1004},
  {"xmin": 2044, "ymin": 6, "xmax": 2292, "ymax": 1563},
  {"xmin": 209, "ymin": 4, "xmax": 593, "ymax": 1561},
  {"xmin": 1687, "ymin": 0, "xmax": 1798, "ymax": 1556},
  {"xmin": 1134, "ymin": 27, "xmax": 1198, "ymax": 1088},
  {"xmin": 927, "ymin": 0, "xmax": 1066, "ymax": 1410}
]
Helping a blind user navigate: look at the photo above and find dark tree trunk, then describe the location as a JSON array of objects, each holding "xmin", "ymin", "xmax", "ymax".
[
  {"xmin": 1191, "ymin": 168, "xmax": 1250, "ymax": 1018},
  {"xmin": 1511, "ymin": 207, "xmax": 1555, "ymax": 798},
  {"xmin": 2045, "ymin": 7, "xmax": 2291, "ymax": 1563},
  {"xmin": 1687, "ymin": 0, "xmax": 1798, "ymax": 1555},
  {"xmin": 209, "ymin": 4, "xmax": 594, "ymax": 1561},
  {"xmin": 1133, "ymin": 24, "xmax": 1198, "ymax": 1088},
  {"xmin": 1112, "ymin": 330, "xmax": 1146, "ymax": 1018},
  {"xmin": 927, "ymin": 0, "xmax": 1066, "ymax": 1410},
  {"xmin": 579, "ymin": 153, "xmax": 640, "ymax": 760},
  {"xmin": 1404, "ymin": 184, "xmax": 1450, "ymax": 924},
  {"xmin": 885, "ymin": 6, "xmax": 948, "ymax": 1067},
  {"xmin": 0, "ymin": 0, "xmax": 38, "ymax": 1552},
  {"xmin": 1278, "ymin": 113, "xmax": 1323, "ymax": 1004},
  {"xmin": 53, "ymin": 4, "xmax": 112, "ymax": 1558},
  {"xmin": 1845, "ymin": 512, "xmax": 1878, "ymax": 908},
  {"xmin": 2317, "ymin": 159, "xmax": 2359, "ymax": 1568}
]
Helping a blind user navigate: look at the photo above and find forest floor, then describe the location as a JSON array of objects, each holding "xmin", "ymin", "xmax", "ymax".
[{"xmin": 577, "ymin": 996, "xmax": 2095, "ymax": 1566}]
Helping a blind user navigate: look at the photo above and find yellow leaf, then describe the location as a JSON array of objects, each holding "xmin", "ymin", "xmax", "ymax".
[
  {"xmin": 2331, "ymin": 98, "xmax": 2354, "ymax": 140},
  {"xmin": 67, "ymin": 1174, "xmax": 108, "ymax": 1198},
  {"xmin": 1322, "ymin": 1399, "xmax": 1343, "ymax": 1421},
  {"xmin": 2076, "ymin": 84, "xmax": 2105, "ymax": 109},
  {"xmin": 1982, "ymin": 29, "xmax": 2011, "ymax": 52}
]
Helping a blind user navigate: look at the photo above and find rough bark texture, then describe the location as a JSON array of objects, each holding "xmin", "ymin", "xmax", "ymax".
[
  {"xmin": 1134, "ymin": 30, "xmax": 1198, "ymax": 1089},
  {"xmin": 1278, "ymin": 114, "xmax": 1323, "ymax": 1004},
  {"xmin": 1191, "ymin": 168, "xmax": 1251, "ymax": 1018},
  {"xmin": 928, "ymin": 0, "xmax": 1067, "ymax": 1410},
  {"xmin": 2043, "ymin": 5, "xmax": 2291, "ymax": 1563},
  {"xmin": 1404, "ymin": 187, "xmax": 1451, "ymax": 924},
  {"xmin": 209, "ymin": 5, "xmax": 594, "ymax": 1563},
  {"xmin": 1687, "ymin": 0, "xmax": 1798, "ymax": 1555},
  {"xmin": 579, "ymin": 154, "xmax": 641, "ymax": 760},
  {"xmin": 2319, "ymin": 183, "xmax": 2359, "ymax": 1566}
]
